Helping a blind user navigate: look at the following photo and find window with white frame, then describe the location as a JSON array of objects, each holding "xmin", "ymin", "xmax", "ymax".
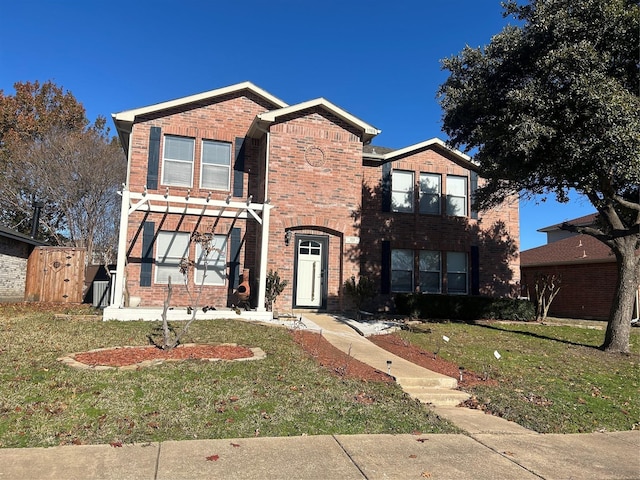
[
  {"xmin": 419, "ymin": 173, "xmax": 441, "ymax": 215},
  {"xmin": 447, "ymin": 252, "xmax": 467, "ymax": 294},
  {"xmin": 391, "ymin": 249, "xmax": 413, "ymax": 292},
  {"xmin": 155, "ymin": 231, "xmax": 190, "ymax": 284},
  {"xmin": 200, "ymin": 140, "xmax": 231, "ymax": 191},
  {"xmin": 391, "ymin": 170, "xmax": 414, "ymax": 213},
  {"xmin": 162, "ymin": 135, "xmax": 194, "ymax": 187},
  {"xmin": 194, "ymin": 234, "xmax": 227, "ymax": 285},
  {"xmin": 419, "ymin": 250, "xmax": 441, "ymax": 293},
  {"xmin": 446, "ymin": 175, "xmax": 467, "ymax": 216}
]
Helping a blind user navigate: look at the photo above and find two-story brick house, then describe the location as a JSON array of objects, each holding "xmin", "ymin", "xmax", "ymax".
[{"xmin": 104, "ymin": 82, "xmax": 519, "ymax": 320}]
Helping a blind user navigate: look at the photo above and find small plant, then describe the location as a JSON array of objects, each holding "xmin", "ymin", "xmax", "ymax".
[
  {"xmin": 343, "ymin": 275, "xmax": 377, "ymax": 320},
  {"xmin": 265, "ymin": 269, "xmax": 288, "ymax": 312}
]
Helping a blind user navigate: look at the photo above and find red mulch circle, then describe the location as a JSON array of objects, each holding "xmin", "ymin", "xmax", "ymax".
[{"xmin": 73, "ymin": 344, "xmax": 254, "ymax": 367}]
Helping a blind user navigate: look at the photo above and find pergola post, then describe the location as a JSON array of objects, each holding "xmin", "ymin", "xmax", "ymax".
[
  {"xmin": 112, "ymin": 186, "xmax": 130, "ymax": 308},
  {"xmin": 256, "ymin": 203, "xmax": 272, "ymax": 312}
]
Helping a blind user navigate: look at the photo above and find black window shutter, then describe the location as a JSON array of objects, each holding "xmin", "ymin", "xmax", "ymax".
[
  {"xmin": 380, "ymin": 240, "xmax": 391, "ymax": 294},
  {"xmin": 381, "ymin": 162, "xmax": 391, "ymax": 212},
  {"xmin": 233, "ymin": 137, "xmax": 245, "ymax": 197},
  {"xmin": 140, "ymin": 221, "xmax": 155, "ymax": 286},
  {"xmin": 147, "ymin": 127, "xmax": 161, "ymax": 190},
  {"xmin": 470, "ymin": 245, "xmax": 480, "ymax": 295},
  {"xmin": 228, "ymin": 228, "xmax": 242, "ymax": 290},
  {"xmin": 470, "ymin": 171, "xmax": 479, "ymax": 220}
]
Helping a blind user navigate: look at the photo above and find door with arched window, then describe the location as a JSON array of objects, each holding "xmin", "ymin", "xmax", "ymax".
[{"xmin": 293, "ymin": 235, "xmax": 328, "ymax": 308}]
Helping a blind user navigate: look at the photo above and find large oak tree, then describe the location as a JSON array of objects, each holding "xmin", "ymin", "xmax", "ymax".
[{"xmin": 438, "ymin": 0, "xmax": 639, "ymax": 353}]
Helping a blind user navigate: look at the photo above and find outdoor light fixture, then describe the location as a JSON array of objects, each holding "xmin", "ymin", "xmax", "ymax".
[
  {"xmin": 459, "ymin": 366, "xmax": 464, "ymax": 382},
  {"xmin": 284, "ymin": 230, "xmax": 292, "ymax": 246},
  {"xmin": 386, "ymin": 360, "xmax": 392, "ymax": 375}
]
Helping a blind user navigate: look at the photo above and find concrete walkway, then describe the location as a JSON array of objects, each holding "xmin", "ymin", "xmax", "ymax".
[{"xmin": 1, "ymin": 312, "xmax": 639, "ymax": 479}]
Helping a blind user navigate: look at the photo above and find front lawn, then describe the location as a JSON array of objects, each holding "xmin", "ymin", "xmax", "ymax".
[
  {"xmin": 0, "ymin": 304, "xmax": 456, "ymax": 448},
  {"xmin": 398, "ymin": 320, "xmax": 640, "ymax": 433}
]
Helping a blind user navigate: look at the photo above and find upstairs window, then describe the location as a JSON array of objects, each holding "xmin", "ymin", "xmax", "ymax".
[
  {"xmin": 155, "ymin": 231, "xmax": 190, "ymax": 284},
  {"xmin": 419, "ymin": 250, "xmax": 441, "ymax": 293},
  {"xmin": 391, "ymin": 249, "xmax": 413, "ymax": 292},
  {"xmin": 419, "ymin": 173, "xmax": 441, "ymax": 215},
  {"xmin": 201, "ymin": 140, "xmax": 231, "ymax": 191},
  {"xmin": 392, "ymin": 170, "xmax": 414, "ymax": 213},
  {"xmin": 195, "ymin": 234, "xmax": 228, "ymax": 285},
  {"xmin": 447, "ymin": 252, "xmax": 468, "ymax": 294},
  {"xmin": 162, "ymin": 135, "xmax": 194, "ymax": 187},
  {"xmin": 446, "ymin": 175, "xmax": 468, "ymax": 216}
]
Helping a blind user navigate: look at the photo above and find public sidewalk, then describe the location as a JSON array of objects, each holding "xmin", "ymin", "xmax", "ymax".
[{"xmin": 1, "ymin": 313, "xmax": 638, "ymax": 479}]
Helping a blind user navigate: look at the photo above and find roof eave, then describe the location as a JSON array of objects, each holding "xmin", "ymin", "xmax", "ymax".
[
  {"xmin": 255, "ymin": 98, "xmax": 381, "ymax": 143},
  {"xmin": 381, "ymin": 138, "xmax": 476, "ymax": 169},
  {"xmin": 521, "ymin": 257, "xmax": 616, "ymax": 267},
  {"xmin": 112, "ymin": 82, "xmax": 289, "ymax": 153}
]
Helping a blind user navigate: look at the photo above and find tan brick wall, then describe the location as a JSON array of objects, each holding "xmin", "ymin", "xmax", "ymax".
[{"xmin": 0, "ymin": 238, "xmax": 29, "ymax": 301}]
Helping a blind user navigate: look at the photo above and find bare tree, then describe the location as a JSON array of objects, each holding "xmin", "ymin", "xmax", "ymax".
[
  {"xmin": 532, "ymin": 273, "xmax": 562, "ymax": 322},
  {"xmin": 5, "ymin": 125, "xmax": 125, "ymax": 264}
]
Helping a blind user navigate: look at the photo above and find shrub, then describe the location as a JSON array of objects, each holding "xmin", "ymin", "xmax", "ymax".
[
  {"xmin": 343, "ymin": 275, "xmax": 377, "ymax": 320},
  {"xmin": 394, "ymin": 293, "xmax": 535, "ymax": 322}
]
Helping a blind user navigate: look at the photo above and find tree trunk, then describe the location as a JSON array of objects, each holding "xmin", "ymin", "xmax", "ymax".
[{"xmin": 602, "ymin": 237, "xmax": 639, "ymax": 353}]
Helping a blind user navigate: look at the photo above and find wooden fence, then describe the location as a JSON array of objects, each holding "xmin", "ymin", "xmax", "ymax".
[{"xmin": 25, "ymin": 247, "xmax": 86, "ymax": 303}]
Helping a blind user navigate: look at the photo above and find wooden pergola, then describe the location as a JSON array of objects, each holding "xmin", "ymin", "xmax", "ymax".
[{"xmin": 109, "ymin": 185, "xmax": 272, "ymax": 316}]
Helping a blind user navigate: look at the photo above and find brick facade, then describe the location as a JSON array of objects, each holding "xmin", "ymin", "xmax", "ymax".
[
  {"xmin": 113, "ymin": 83, "xmax": 520, "ymax": 313},
  {"xmin": 521, "ymin": 262, "xmax": 617, "ymax": 320}
]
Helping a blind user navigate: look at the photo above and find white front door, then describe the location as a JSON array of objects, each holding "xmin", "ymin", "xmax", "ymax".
[{"xmin": 295, "ymin": 239, "xmax": 323, "ymax": 307}]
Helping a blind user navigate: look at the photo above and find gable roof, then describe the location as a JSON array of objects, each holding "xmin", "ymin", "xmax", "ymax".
[
  {"xmin": 247, "ymin": 97, "xmax": 381, "ymax": 144},
  {"xmin": 364, "ymin": 138, "xmax": 477, "ymax": 171},
  {"xmin": 0, "ymin": 225, "xmax": 47, "ymax": 247},
  {"xmin": 112, "ymin": 82, "xmax": 288, "ymax": 151},
  {"xmin": 520, "ymin": 233, "xmax": 614, "ymax": 267}
]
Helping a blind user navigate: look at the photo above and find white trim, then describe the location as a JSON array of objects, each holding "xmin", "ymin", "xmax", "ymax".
[
  {"xmin": 249, "ymin": 98, "xmax": 380, "ymax": 143},
  {"xmin": 113, "ymin": 82, "xmax": 288, "ymax": 124},
  {"xmin": 112, "ymin": 82, "xmax": 288, "ymax": 152},
  {"xmin": 382, "ymin": 138, "xmax": 472, "ymax": 163},
  {"xmin": 199, "ymin": 139, "xmax": 231, "ymax": 191},
  {"xmin": 162, "ymin": 135, "xmax": 194, "ymax": 188}
]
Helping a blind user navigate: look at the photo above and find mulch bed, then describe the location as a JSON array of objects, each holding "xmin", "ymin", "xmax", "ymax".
[
  {"xmin": 73, "ymin": 344, "xmax": 254, "ymax": 367},
  {"xmin": 290, "ymin": 330, "xmax": 395, "ymax": 383},
  {"xmin": 369, "ymin": 333, "xmax": 496, "ymax": 388}
]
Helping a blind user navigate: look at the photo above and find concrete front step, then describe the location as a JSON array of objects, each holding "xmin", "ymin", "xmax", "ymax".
[
  {"xmin": 396, "ymin": 375, "xmax": 458, "ymax": 389},
  {"xmin": 402, "ymin": 386, "xmax": 471, "ymax": 407}
]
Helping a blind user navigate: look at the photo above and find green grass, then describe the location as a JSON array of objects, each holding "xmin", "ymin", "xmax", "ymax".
[
  {"xmin": 0, "ymin": 304, "xmax": 456, "ymax": 448},
  {"xmin": 400, "ymin": 320, "xmax": 640, "ymax": 433}
]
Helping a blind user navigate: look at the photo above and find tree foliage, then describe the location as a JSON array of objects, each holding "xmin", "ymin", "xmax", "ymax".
[
  {"xmin": 438, "ymin": 0, "xmax": 640, "ymax": 353},
  {"xmin": 0, "ymin": 81, "xmax": 125, "ymax": 264}
]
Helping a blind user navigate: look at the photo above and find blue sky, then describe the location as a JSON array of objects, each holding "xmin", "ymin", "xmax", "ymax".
[{"xmin": 0, "ymin": 0, "xmax": 595, "ymax": 250}]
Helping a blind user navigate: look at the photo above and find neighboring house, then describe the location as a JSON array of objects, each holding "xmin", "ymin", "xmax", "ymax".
[
  {"xmin": 520, "ymin": 214, "xmax": 640, "ymax": 320},
  {"xmin": 0, "ymin": 225, "xmax": 47, "ymax": 302},
  {"xmin": 105, "ymin": 82, "xmax": 520, "ymax": 319}
]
